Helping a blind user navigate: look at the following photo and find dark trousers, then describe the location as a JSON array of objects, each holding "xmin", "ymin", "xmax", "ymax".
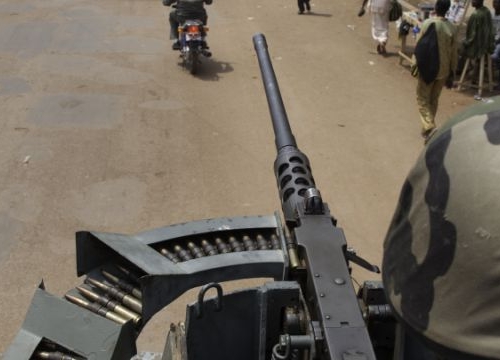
[{"xmin": 298, "ymin": 0, "xmax": 310, "ymax": 13}]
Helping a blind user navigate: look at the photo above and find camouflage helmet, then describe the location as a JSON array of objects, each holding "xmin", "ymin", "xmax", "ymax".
[{"xmin": 382, "ymin": 98, "xmax": 500, "ymax": 358}]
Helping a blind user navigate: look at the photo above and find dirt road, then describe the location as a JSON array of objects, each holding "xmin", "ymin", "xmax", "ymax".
[{"xmin": 0, "ymin": 0, "xmax": 480, "ymax": 355}]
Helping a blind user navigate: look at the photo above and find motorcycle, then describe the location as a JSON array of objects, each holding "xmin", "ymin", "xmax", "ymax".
[{"xmin": 177, "ymin": 20, "xmax": 210, "ymax": 75}]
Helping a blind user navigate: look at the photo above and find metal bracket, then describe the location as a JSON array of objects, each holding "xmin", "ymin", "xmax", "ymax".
[{"xmin": 195, "ymin": 283, "xmax": 223, "ymax": 318}]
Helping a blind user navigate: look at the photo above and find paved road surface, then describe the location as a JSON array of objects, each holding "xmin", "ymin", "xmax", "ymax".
[{"xmin": 0, "ymin": 0, "xmax": 478, "ymax": 355}]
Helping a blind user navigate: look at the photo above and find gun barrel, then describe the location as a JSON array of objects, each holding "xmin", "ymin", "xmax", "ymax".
[
  {"xmin": 253, "ymin": 34, "xmax": 297, "ymax": 151},
  {"xmin": 253, "ymin": 33, "xmax": 321, "ymax": 224}
]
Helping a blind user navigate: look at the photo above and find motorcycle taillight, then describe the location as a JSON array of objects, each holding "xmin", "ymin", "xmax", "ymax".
[{"xmin": 187, "ymin": 25, "xmax": 200, "ymax": 33}]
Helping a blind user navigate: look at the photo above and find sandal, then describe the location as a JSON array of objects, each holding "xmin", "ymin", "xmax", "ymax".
[{"xmin": 380, "ymin": 42, "xmax": 387, "ymax": 55}]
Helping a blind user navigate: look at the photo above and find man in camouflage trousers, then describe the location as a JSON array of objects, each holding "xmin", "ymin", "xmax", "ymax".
[{"xmin": 383, "ymin": 97, "xmax": 500, "ymax": 358}]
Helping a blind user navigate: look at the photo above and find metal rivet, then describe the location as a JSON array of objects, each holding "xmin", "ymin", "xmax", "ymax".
[
  {"xmin": 334, "ymin": 278, "xmax": 345, "ymax": 285},
  {"xmin": 314, "ymin": 273, "xmax": 320, "ymax": 277},
  {"xmin": 320, "ymin": 293, "xmax": 325, "ymax": 297},
  {"xmin": 325, "ymin": 315, "xmax": 331, "ymax": 320}
]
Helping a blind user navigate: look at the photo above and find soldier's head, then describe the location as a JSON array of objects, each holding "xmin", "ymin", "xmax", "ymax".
[
  {"xmin": 382, "ymin": 99, "xmax": 500, "ymax": 359},
  {"xmin": 434, "ymin": 0, "xmax": 450, "ymax": 16}
]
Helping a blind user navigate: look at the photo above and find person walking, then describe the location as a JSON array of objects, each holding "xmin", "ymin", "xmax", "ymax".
[
  {"xmin": 358, "ymin": 0, "xmax": 391, "ymax": 54},
  {"xmin": 298, "ymin": 0, "xmax": 311, "ymax": 14},
  {"xmin": 414, "ymin": 0, "xmax": 458, "ymax": 142}
]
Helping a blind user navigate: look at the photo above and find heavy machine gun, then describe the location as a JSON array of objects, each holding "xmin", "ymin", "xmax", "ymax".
[{"xmin": 4, "ymin": 34, "xmax": 396, "ymax": 360}]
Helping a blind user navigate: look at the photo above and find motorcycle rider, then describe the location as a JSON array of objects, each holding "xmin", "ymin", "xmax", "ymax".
[
  {"xmin": 162, "ymin": 0, "xmax": 212, "ymax": 51},
  {"xmin": 382, "ymin": 99, "xmax": 500, "ymax": 359}
]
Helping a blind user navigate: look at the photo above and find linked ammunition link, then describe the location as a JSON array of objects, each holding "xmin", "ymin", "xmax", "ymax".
[
  {"xmin": 65, "ymin": 294, "xmax": 128, "ymax": 325},
  {"xmin": 34, "ymin": 351, "xmax": 79, "ymax": 360},
  {"xmin": 32, "ymin": 339, "xmax": 83, "ymax": 360},
  {"xmin": 76, "ymin": 286, "xmax": 142, "ymax": 325},
  {"xmin": 201, "ymin": 239, "xmax": 217, "ymax": 255},
  {"xmin": 85, "ymin": 277, "xmax": 142, "ymax": 313},
  {"xmin": 157, "ymin": 231, "xmax": 282, "ymax": 263},
  {"xmin": 116, "ymin": 265, "xmax": 141, "ymax": 284},
  {"xmin": 161, "ymin": 248, "xmax": 180, "ymax": 263},
  {"xmin": 215, "ymin": 237, "xmax": 231, "ymax": 253},
  {"xmin": 229, "ymin": 236, "xmax": 243, "ymax": 252},
  {"xmin": 101, "ymin": 270, "xmax": 142, "ymax": 299},
  {"xmin": 61, "ymin": 264, "xmax": 145, "ymax": 335}
]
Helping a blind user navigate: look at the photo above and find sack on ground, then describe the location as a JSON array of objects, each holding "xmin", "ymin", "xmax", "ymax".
[{"xmin": 389, "ymin": 0, "xmax": 403, "ymax": 22}]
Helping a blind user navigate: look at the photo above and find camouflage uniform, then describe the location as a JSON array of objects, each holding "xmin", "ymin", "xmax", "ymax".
[{"xmin": 383, "ymin": 97, "xmax": 500, "ymax": 359}]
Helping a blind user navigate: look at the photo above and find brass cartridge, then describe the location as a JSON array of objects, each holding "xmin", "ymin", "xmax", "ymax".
[
  {"xmin": 76, "ymin": 286, "xmax": 141, "ymax": 325},
  {"xmin": 64, "ymin": 294, "xmax": 128, "ymax": 325},
  {"xmin": 85, "ymin": 278, "xmax": 142, "ymax": 313},
  {"xmin": 101, "ymin": 270, "xmax": 142, "ymax": 299}
]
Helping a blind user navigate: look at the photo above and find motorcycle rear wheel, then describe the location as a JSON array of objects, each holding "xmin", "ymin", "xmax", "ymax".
[{"xmin": 187, "ymin": 51, "xmax": 199, "ymax": 75}]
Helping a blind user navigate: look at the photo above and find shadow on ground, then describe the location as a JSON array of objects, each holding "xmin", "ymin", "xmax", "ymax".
[{"xmin": 176, "ymin": 57, "xmax": 234, "ymax": 81}]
